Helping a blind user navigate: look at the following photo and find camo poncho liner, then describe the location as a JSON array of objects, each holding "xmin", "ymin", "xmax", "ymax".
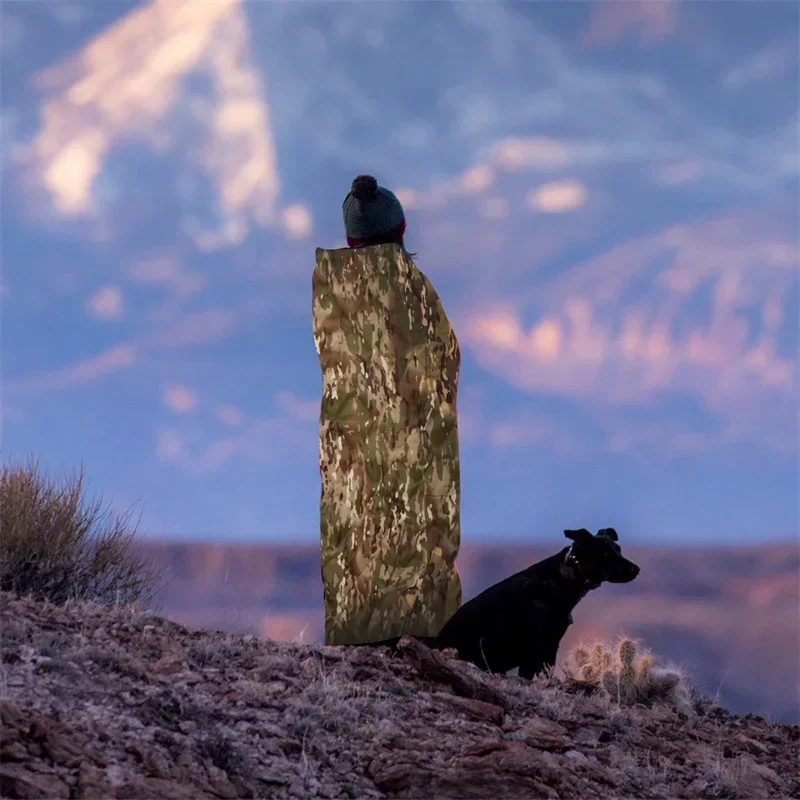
[{"xmin": 313, "ymin": 243, "xmax": 462, "ymax": 646}]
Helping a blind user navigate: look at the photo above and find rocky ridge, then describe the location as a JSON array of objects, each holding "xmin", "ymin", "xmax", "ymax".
[{"xmin": 0, "ymin": 592, "xmax": 797, "ymax": 799}]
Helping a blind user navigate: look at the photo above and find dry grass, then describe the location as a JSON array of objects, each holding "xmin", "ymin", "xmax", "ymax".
[
  {"xmin": 0, "ymin": 459, "xmax": 161, "ymax": 606},
  {"xmin": 2, "ymin": 591, "xmax": 795, "ymax": 800}
]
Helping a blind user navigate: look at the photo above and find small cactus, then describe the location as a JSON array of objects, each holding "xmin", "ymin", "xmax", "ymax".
[
  {"xmin": 601, "ymin": 670, "xmax": 619, "ymax": 699},
  {"xmin": 581, "ymin": 663, "xmax": 597, "ymax": 682},
  {"xmin": 566, "ymin": 636, "xmax": 693, "ymax": 714},
  {"xmin": 618, "ymin": 637, "xmax": 636, "ymax": 668},
  {"xmin": 636, "ymin": 652, "xmax": 653, "ymax": 684},
  {"xmin": 572, "ymin": 646, "xmax": 590, "ymax": 668},
  {"xmin": 617, "ymin": 638, "xmax": 637, "ymax": 702},
  {"xmin": 591, "ymin": 643, "xmax": 606, "ymax": 670}
]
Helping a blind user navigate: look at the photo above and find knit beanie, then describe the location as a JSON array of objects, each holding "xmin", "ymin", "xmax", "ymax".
[{"xmin": 342, "ymin": 175, "xmax": 405, "ymax": 241}]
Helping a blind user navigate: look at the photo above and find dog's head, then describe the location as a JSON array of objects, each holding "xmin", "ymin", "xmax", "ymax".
[{"xmin": 563, "ymin": 528, "xmax": 640, "ymax": 587}]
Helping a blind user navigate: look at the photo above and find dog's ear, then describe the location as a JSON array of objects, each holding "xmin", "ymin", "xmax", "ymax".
[
  {"xmin": 564, "ymin": 528, "xmax": 593, "ymax": 542},
  {"xmin": 597, "ymin": 528, "xmax": 619, "ymax": 542}
]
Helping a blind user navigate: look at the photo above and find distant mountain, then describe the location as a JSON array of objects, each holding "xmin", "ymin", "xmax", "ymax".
[{"xmin": 140, "ymin": 539, "xmax": 799, "ymax": 724}]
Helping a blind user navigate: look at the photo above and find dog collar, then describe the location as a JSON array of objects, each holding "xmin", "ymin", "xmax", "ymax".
[{"xmin": 565, "ymin": 546, "xmax": 601, "ymax": 591}]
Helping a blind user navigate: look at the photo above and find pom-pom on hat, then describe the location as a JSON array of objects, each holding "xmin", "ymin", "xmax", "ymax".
[{"xmin": 342, "ymin": 175, "xmax": 406, "ymax": 241}]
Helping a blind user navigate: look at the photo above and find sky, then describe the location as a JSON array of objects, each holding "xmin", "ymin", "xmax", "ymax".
[{"xmin": 2, "ymin": 0, "xmax": 798, "ymax": 546}]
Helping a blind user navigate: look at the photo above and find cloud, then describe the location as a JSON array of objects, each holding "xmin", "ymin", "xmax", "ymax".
[
  {"xmin": 460, "ymin": 392, "xmax": 727, "ymax": 458},
  {"xmin": 8, "ymin": 343, "xmax": 137, "ymax": 392},
  {"xmin": 9, "ymin": 307, "xmax": 238, "ymax": 394},
  {"xmin": 130, "ymin": 254, "xmax": 207, "ymax": 299},
  {"xmin": 163, "ymin": 385, "xmax": 197, "ymax": 414},
  {"xmin": 217, "ymin": 405, "xmax": 244, "ymax": 427},
  {"xmin": 394, "ymin": 188, "xmax": 418, "ymax": 208},
  {"xmin": 157, "ymin": 428, "xmax": 184, "ymax": 462},
  {"xmin": 487, "ymin": 414, "xmax": 586, "ymax": 458},
  {"xmin": 86, "ymin": 285, "xmax": 123, "ymax": 319},
  {"xmin": 144, "ymin": 308, "xmax": 238, "ymax": 350},
  {"xmin": 156, "ymin": 411, "xmax": 316, "ymax": 474},
  {"xmin": 273, "ymin": 390, "xmax": 319, "ymax": 422},
  {"xmin": 397, "ymin": 161, "xmax": 502, "ymax": 213},
  {"xmin": 655, "ymin": 159, "xmax": 704, "ymax": 186},
  {"xmin": 724, "ymin": 43, "xmax": 793, "ymax": 90},
  {"xmin": 492, "ymin": 138, "xmax": 574, "ymax": 171},
  {"xmin": 527, "ymin": 180, "xmax": 589, "ymax": 213},
  {"xmin": 479, "ymin": 196, "xmax": 510, "ymax": 220},
  {"xmin": 458, "ymin": 210, "xmax": 798, "ymax": 452},
  {"xmin": 17, "ymin": 0, "xmax": 279, "ymax": 246},
  {"xmin": 280, "ymin": 204, "xmax": 313, "ymax": 240},
  {"xmin": 581, "ymin": 0, "xmax": 679, "ymax": 48},
  {"xmin": 300, "ymin": 3, "xmax": 792, "ymax": 202},
  {"xmin": 459, "ymin": 164, "xmax": 495, "ymax": 194},
  {"xmin": 190, "ymin": 439, "xmax": 238, "ymax": 473}
]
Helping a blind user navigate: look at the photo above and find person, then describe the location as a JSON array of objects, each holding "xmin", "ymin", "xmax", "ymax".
[
  {"xmin": 314, "ymin": 172, "xmax": 461, "ymax": 646},
  {"xmin": 341, "ymin": 175, "xmax": 413, "ymax": 254}
]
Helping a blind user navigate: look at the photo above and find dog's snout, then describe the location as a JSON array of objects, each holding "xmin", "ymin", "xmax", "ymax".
[
  {"xmin": 624, "ymin": 561, "xmax": 641, "ymax": 582},
  {"xmin": 610, "ymin": 558, "xmax": 640, "ymax": 583}
]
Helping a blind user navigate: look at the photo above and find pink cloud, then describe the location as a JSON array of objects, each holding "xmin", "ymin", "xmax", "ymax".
[
  {"xmin": 10, "ymin": 308, "xmax": 238, "ymax": 394},
  {"xmin": 144, "ymin": 308, "xmax": 238, "ymax": 349},
  {"xmin": 492, "ymin": 137, "xmax": 574, "ymax": 171},
  {"xmin": 488, "ymin": 417, "xmax": 586, "ymax": 458},
  {"xmin": 157, "ymin": 428, "xmax": 184, "ymax": 463},
  {"xmin": 280, "ymin": 204, "xmax": 314, "ymax": 240},
  {"xmin": 457, "ymin": 210, "xmax": 797, "ymax": 453},
  {"xmin": 18, "ymin": 0, "xmax": 280, "ymax": 247},
  {"xmin": 655, "ymin": 159, "xmax": 704, "ymax": 186},
  {"xmin": 86, "ymin": 285, "xmax": 124, "ymax": 319},
  {"xmin": 156, "ymin": 390, "xmax": 321, "ymax": 475},
  {"xmin": 526, "ymin": 181, "xmax": 589, "ymax": 214},
  {"xmin": 163, "ymin": 385, "xmax": 198, "ymax": 414},
  {"xmin": 217, "ymin": 405, "xmax": 244, "ymax": 427},
  {"xmin": 581, "ymin": 0, "xmax": 679, "ymax": 48},
  {"xmin": 130, "ymin": 254, "xmax": 208, "ymax": 299},
  {"xmin": 9, "ymin": 343, "xmax": 137, "ymax": 392},
  {"xmin": 273, "ymin": 390, "xmax": 319, "ymax": 422},
  {"xmin": 158, "ymin": 413, "xmax": 316, "ymax": 475}
]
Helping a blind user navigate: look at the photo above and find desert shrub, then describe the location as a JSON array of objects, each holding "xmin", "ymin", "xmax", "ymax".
[
  {"xmin": 0, "ymin": 459, "xmax": 160, "ymax": 606},
  {"xmin": 196, "ymin": 725, "xmax": 242, "ymax": 774},
  {"xmin": 564, "ymin": 636, "xmax": 694, "ymax": 714}
]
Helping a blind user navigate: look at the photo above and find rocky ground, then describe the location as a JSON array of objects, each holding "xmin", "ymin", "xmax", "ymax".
[{"xmin": 0, "ymin": 592, "xmax": 797, "ymax": 799}]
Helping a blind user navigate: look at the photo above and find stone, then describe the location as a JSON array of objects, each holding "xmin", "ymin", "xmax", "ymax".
[
  {"xmin": 431, "ymin": 692, "xmax": 506, "ymax": 724},
  {"xmin": 152, "ymin": 653, "xmax": 185, "ymax": 675},
  {"xmin": 2, "ymin": 590, "xmax": 799, "ymax": 800},
  {"xmin": 313, "ymin": 244, "xmax": 462, "ymax": 645},
  {"xmin": 733, "ymin": 731, "xmax": 770, "ymax": 755},
  {"xmin": 564, "ymin": 749, "xmax": 589, "ymax": 764},
  {"xmin": 0, "ymin": 766, "xmax": 70, "ymax": 799},
  {"xmin": 518, "ymin": 718, "xmax": 571, "ymax": 750}
]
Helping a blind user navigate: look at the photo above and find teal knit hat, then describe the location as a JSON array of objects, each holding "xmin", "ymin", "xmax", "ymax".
[{"xmin": 342, "ymin": 175, "xmax": 405, "ymax": 241}]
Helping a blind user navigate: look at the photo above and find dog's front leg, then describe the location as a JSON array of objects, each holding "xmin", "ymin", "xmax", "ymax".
[
  {"xmin": 517, "ymin": 644, "xmax": 550, "ymax": 680},
  {"xmin": 518, "ymin": 659, "xmax": 548, "ymax": 680},
  {"xmin": 518, "ymin": 633, "xmax": 560, "ymax": 679}
]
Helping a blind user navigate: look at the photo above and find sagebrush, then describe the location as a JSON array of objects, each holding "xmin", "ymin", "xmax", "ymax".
[{"xmin": 0, "ymin": 459, "xmax": 160, "ymax": 606}]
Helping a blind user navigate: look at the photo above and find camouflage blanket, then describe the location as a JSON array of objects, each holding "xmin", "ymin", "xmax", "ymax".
[{"xmin": 312, "ymin": 244, "xmax": 462, "ymax": 645}]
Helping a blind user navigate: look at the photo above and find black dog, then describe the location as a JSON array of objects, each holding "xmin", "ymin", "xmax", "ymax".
[{"xmin": 363, "ymin": 528, "xmax": 640, "ymax": 679}]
